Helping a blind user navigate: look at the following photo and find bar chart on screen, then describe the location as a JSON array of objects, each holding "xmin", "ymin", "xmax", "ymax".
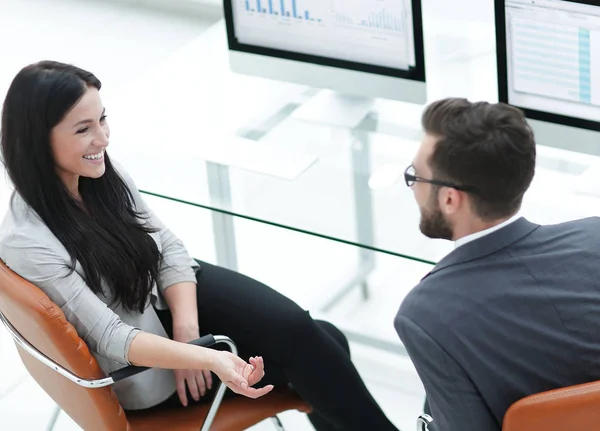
[
  {"xmin": 510, "ymin": 16, "xmax": 599, "ymax": 106},
  {"xmin": 332, "ymin": 0, "xmax": 408, "ymax": 32},
  {"xmin": 233, "ymin": 0, "xmax": 412, "ymax": 70},
  {"xmin": 242, "ymin": 0, "xmax": 325, "ymax": 22}
]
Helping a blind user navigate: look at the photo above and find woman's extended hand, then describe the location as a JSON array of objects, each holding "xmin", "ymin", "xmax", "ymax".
[{"xmin": 211, "ymin": 351, "xmax": 274, "ymax": 399}]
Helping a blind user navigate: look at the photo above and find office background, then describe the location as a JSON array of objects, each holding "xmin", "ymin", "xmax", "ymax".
[{"xmin": 1, "ymin": 0, "xmax": 599, "ymax": 429}]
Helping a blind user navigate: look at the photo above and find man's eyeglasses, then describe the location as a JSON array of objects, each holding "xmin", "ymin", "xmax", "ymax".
[{"xmin": 404, "ymin": 165, "xmax": 479, "ymax": 193}]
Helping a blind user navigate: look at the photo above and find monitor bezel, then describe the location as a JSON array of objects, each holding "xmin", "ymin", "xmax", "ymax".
[
  {"xmin": 223, "ymin": 0, "xmax": 426, "ymax": 83},
  {"xmin": 496, "ymin": 0, "xmax": 600, "ymax": 132}
]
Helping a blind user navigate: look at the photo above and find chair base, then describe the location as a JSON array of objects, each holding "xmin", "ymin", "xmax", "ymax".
[
  {"xmin": 271, "ymin": 416, "xmax": 284, "ymax": 431},
  {"xmin": 127, "ymin": 388, "xmax": 312, "ymax": 431},
  {"xmin": 46, "ymin": 405, "xmax": 61, "ymax": 431}
]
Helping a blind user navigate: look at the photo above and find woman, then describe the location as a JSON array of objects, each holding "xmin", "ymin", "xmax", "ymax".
[{"xmin": 0, "ymin": 61, "xmax": 399, "ymax": 430}]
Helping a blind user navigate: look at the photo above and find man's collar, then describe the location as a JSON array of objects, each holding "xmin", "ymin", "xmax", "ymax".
[
  {"xmin": 454, "ymin": 213, "xmax": 523, "ymax": 249},
  {"xmin": 423, "ymin": 217, "xmax": 540, "ymax": 280}
]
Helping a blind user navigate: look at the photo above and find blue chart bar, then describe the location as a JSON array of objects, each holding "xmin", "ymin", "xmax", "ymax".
[
  {"xmin": 335, "ymin": 9, "xmax": 403, "ymax": 31},
  {"xmin": 368, "ymin": 9, "xmax": 402, "ymax": 31},
  {"xmin": 579, "ymin": 29, "xmax": 591, "ymax": 104},
  {"xmin": 247, "ymin": 0, "xmax": 320, "ymax": 21}
]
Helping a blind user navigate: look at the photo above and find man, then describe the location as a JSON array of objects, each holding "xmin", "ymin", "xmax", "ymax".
[{"xmin": 395, "ymin": 98, "xmax": 600, "ymax": 430}]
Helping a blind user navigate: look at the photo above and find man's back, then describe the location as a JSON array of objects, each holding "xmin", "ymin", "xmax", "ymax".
[{"xmin": 396, "ymin": 217, "xmax": 600, "ymax": 431}]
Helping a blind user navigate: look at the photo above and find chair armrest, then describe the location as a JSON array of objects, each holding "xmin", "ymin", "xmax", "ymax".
[
  {"xmin": 417, "ymin": 414, "xmax": 436, "ymax": 431},
  {"xmin": 0, "ymin": 310, "xmax": 112, "ymax": 388},
  {"xmin": 109, "ymin": 334, "xmax": 217, "ymax": 382},
  {"xmin": 0, "ymin": 309, "xmax": 234, "ymax": 388},
  {"xmin": 1, "ymin": 309, "xmax": 238, "ymax": 431}
]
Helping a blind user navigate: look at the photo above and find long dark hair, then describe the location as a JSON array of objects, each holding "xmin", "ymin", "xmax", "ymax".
[{"xmin": 0, "ymin": 61, "xmax": 161, "ymax": 313}]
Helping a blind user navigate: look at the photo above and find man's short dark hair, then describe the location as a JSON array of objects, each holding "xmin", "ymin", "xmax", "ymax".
[{"xmin": 422, "ymin": 98, "xmax": 536, "ymax": 221}]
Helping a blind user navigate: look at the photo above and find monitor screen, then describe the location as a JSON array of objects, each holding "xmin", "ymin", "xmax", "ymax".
[
  {"xmin": 497, "ymin": 0, "xmax": 600, "ymax": 131},
  {"xmin": 223, "ymin": 0, "xmax": 425, "ymax": 81}
]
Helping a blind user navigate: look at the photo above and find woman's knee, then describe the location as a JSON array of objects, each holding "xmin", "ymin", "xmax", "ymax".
[
  {"xmin": 265, "ymin": 311, "xmax": 351, "ymax": 364},
  {"xmin": 275, "ymin": 308, "xmax": 316, "ymax": 338},
  {"xmin": 276, "ymin": 312, "xmax": 349, "ymax": 357},
  {"xmin": 314, "ymin": 320, "xmax": 350, "ymax": 356},
  {"xmin": 270, "ymin": 309, "xmax": 340, "ymax": 348}
]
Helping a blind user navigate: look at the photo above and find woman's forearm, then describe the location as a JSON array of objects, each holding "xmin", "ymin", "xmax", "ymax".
[
  {"xmin": 127, "ymin": 331, "xmax": 216, "ymax": 370},
  {"xmin": 163, "ymin": 281, "xmax": 199, "ymax": 331}
]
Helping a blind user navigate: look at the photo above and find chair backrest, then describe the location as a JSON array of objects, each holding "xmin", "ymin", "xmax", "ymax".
[
  {"xmin": 0, "ymin": 260, "xmax": 131, "ymax": 431},
  {"xmin": 503, "ymin": 381, "xmax": 600, "ymax": 430}
]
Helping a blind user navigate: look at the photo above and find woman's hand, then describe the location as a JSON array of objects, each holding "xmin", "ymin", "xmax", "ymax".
[
  {"xmin": 173, "ymin": 326, "xmax": 213, "ymax": 406},
  {"xmin": 211, "ymin": 351, "xmax": 274, "ymax": 399}
]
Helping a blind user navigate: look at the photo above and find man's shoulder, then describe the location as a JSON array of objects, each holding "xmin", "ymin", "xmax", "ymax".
[
  {"xmin": 395, "ymin": 275, "xmax": 453, "ymax": 334},
  {"xmin": 395, "ymin": 259, "xmax": 497, "ymax": 337},
  {"xmin": 539, "ymin": 216, "xmax": 600, "ymax": 236},
  {"xmin": 525, "ymin": 217, "xmax": 600, "ymax": 252},
  {"xmin": 396, "ymin": 217, "xmax": 600, "ymax": 331}
]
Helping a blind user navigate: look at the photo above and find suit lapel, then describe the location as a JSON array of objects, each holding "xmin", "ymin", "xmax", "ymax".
[{"xmin": 422, "ymin": 218, "xmax": 540, "ymax": 280}]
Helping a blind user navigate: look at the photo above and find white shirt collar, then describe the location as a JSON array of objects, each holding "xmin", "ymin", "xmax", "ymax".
[{"xmin": 454, "ymin": 213, "xmax": 522, "ymax": 249}]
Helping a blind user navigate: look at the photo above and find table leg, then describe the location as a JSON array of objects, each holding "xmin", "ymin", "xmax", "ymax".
[
  {"xmin": 206, "ymin": 162, "xmax": 238, "ymax": 272},
  {"xmin": 314, "ymin": 123, "xmax": 377, "ymax": 312},
  {"xmin": 351, "ymin": 126, "xmax": 376, "ymax": 301}
]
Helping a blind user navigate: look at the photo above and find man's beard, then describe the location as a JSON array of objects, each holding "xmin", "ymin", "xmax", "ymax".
[{"xmin": 419, "ymin": 197, "xmax": 453, "ymax": 240}]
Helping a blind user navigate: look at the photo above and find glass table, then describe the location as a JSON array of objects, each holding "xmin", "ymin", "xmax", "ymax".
[
  {"xmin": 110, "ymin": 104, "xmax": 600, "ymax": 354},
  {"xmin": 107, "ymin": 17, "xmax": 600, "ymax": 355}
]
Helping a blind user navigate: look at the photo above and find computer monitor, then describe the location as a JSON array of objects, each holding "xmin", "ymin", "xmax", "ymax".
[
  {"xmin": 496, "ymin": 0, "xmax": 600, "ymax": 158},
  {"xmin": 223, "ymin": 0, "xmax": 426, "ymax": 126}
]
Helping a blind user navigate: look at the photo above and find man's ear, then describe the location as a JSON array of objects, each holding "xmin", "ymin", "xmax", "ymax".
[{"xmin": 439, "ymin": 188, "xmax": 463, "ymax": 216}]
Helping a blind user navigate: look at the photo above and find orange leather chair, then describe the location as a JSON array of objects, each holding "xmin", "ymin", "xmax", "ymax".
[
  {"xmin": 416, "ymin": 381, "xmax": 600, "ymax": 431},
  {"xmin": 502, "ymin": 381, "xmax": 600, "ymax": 431},
  {"xmin": 0, "ymin": 260, "xmax": 311, "ymax": 431}
]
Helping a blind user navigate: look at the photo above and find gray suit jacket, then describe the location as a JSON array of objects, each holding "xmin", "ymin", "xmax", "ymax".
[{"xmin": 395, "ymin": 217, "xmax": 600, "ymax": 431}]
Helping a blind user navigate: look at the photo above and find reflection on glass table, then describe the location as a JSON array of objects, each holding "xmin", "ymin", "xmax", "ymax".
[
  {"xmin": 119, "ymin": 114, "xmax": 444, "ymax": 264},
  {"xmin": 116, "ymin": 111, "xmax": 600, "ymax": 262}
]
